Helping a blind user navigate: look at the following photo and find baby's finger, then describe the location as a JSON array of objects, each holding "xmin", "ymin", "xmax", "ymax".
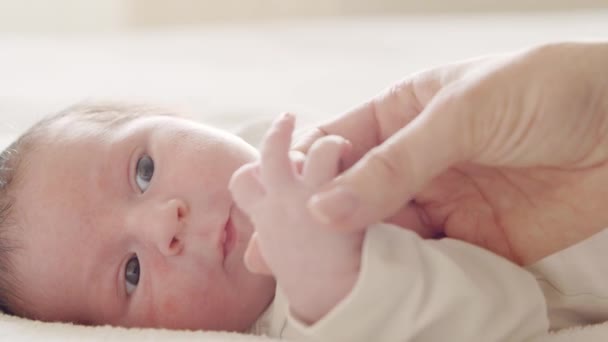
[
  {"xmin": 291, "ymin": 126, "xmax": 328, "ymax": 154},
  {"xmin": 228, "ymin": 162, "xmax": 265, "ymax": 212},
  {"xmin": 259, "ymin": 113, "xmax": 297, "ymax": 190},
  {"xmin": 289, "ymin": 150, "xmax": 306, "ymax": 174},
  {"xmin": 302, "ymin": 135, "xmax": 351, "ymax": 187},
  {"xmin": 244, "ymin": 233, "xmax": 273, "ymax": 276}
]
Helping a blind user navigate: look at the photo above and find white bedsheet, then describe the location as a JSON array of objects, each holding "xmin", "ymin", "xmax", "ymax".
[{"xmin": 1, "ymin": 10, "xmax": 608, "ymax": 341}]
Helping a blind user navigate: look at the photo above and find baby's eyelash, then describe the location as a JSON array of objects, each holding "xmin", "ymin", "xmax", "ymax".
[
  {"xmin": 135, "ymin": 154, "xmax": 154, "ymax": 193},
  {"xmin": 124, "ymin": 254, "xmax": 140, "ymax": 295}
]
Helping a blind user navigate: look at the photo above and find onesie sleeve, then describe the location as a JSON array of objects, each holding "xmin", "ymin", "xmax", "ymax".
[{"xmin": 274, "ymin": 223, "xmax": 549, "ymax": 341}]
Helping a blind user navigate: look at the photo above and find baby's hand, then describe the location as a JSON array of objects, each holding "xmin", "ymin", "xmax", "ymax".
[{"xmin": 229, "ymin": 113, "xmax": 363, "ymax": 323}]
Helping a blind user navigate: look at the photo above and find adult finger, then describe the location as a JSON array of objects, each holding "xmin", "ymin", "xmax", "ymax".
[
  {"xmin": 291, "ymin": 102, "xmax": 381, "ymax": 170},
  {"xmin": 292, "ymin": 74, "xmax": 445, "ymax": 171},
  {"xmin": 292, "ymin": 126, "xmax": 329, "ymax": 154},
  {"xmin": 307, "ymin": 85, "xmax": 473, "ymax": 230}
]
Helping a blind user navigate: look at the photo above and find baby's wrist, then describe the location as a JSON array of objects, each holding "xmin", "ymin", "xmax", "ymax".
[
  {"xmin": 278, "ymin": 242, "xmax": 363, "ymax": 324},
  {"xmin": 286, "ymin": 267, "xmax": 360, "ymax": 325}
]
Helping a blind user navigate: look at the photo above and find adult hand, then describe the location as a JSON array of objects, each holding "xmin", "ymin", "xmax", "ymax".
[{"xmin": 294, "ymin": 41, "xmax": 608, "ymax": 265}]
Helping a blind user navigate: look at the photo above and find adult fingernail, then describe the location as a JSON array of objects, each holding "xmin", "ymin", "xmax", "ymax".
[{"xmin": 308, "ymin": 186, "xmax": 359, "ymax": 224}]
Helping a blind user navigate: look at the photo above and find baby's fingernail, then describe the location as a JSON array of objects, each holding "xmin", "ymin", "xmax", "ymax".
[
  {"xmin": 308, "ymin": 187, "xmax": 359, "ymax": 224},
  {"xmin": 277, "ymin": 112, "xmax": 294, "ymax": 123}
]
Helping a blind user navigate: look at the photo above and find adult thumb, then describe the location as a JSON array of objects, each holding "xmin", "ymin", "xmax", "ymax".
[{"xmin": 307, "ymin": 90, "xmax": 472, "ymax": 230}]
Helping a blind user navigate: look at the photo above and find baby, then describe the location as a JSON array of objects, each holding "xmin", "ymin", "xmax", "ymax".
[
  {"xmin": 0, "ymin": 101, "xmax": 599, "ymax": 340},
  {"xmin": 0, "ymin": 103, "xmax": 275, "ymax": 331}
]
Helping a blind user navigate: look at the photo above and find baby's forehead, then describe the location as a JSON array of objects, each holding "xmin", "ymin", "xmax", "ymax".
[
  {"xmin": 45, "ymin": 114, "xmax": 132, "ymax": 141},
  {"xmin": 37, "ymin": 117, "xmax": 158, "ymax": 158},
  {"xmin": 46, "ymin": 109, "xmax": 185, "ymax": 142},
  {"xmin": 14, "ymin": 121, "xmax": 124, "ymax": 251}
]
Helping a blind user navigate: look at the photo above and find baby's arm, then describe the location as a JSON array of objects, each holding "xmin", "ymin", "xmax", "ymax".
[
  {"xmin": 230, "ymin": 113, "xmax": 364, "ymax": 323},
  {"xmin": 275, "ymin": 224, "xmax": 550, "ymax": 341}
]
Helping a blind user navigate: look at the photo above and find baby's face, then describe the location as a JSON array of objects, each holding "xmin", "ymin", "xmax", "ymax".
[{"xmin": 12, "ymin": 114, "xmax": 275, "ymax": 331}]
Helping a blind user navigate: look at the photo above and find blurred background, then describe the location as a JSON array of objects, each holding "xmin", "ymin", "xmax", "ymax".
[
  {"xmin": 0, "ymin": 0, "xmax": 607, "ymax": 147},
  {"xmin": 0, "ymin": 0, "xmax": 607, "ymax": 32}
]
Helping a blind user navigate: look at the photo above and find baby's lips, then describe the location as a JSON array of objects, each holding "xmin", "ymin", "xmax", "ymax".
[{"xmin": 220, "ymin": 205, "xmax": 236, "ymax": 266}]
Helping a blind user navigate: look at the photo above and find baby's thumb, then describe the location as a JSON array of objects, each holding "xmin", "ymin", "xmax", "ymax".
[
  {"xmin": 244, "ymin": 233, "xmax": 273, "ymax": 276},
  {"xmin": 307, "ymin": 93, "xmax": 470, "ymax": 230}
]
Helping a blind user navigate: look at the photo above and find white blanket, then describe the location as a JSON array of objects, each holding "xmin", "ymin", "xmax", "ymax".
[
  {"xmin": 0, "ymin": 310, "xmax": 603, "ymax": 342},
  {"xmin": 2, "ymin": 10, "xmax": 608, "ymax": 341}
]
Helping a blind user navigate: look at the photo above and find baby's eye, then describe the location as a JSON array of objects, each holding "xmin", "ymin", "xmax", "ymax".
[
  {"xmin": 135, "ymin": 154, "xmax": 154, "ymax": 193},
  {"xmin": 125, "ymin": 255, "xmax": 140, "ymax": 295}
]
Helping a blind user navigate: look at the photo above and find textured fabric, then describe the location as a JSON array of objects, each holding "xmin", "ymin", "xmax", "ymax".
[{"xmin": 527, "ymin": 229, "xmax": 608, "ymax": 331}]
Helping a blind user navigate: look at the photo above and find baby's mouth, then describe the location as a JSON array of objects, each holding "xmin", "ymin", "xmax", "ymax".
[{"xmin": 221, "ymin": 205, "xmax": 236, "ymax": 266}]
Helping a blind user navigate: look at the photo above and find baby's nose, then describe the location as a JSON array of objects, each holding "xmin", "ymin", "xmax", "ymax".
[{"xmin": 151, "ymin": 198, "xmax": 189, "ymax": 256}]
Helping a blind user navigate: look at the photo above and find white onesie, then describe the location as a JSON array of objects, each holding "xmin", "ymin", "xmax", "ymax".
[
  {"xmin": 526, "ymin": 228, "xmax": 608, "ymax": 330},
  {"xmin": 250, "ymin": 223, "xmax": 553, "ymax": 341}
]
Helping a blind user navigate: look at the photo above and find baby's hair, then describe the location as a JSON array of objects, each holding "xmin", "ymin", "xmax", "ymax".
[
  {"xmin": 0, "ymin": 101, "xmax": 177, "ymax": 316},
  {"xmin": 0, "ymin": 143, "xmax": 23, "ymax": 315}
]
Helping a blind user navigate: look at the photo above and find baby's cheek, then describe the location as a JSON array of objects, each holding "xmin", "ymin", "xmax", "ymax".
[
  {"xmin": 161, "ymin": 295, "xmax": 179, "ymax": 316},
  {"xmin": 154, "ymin": 293, "xmax": 204, "ymax": 329}
]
